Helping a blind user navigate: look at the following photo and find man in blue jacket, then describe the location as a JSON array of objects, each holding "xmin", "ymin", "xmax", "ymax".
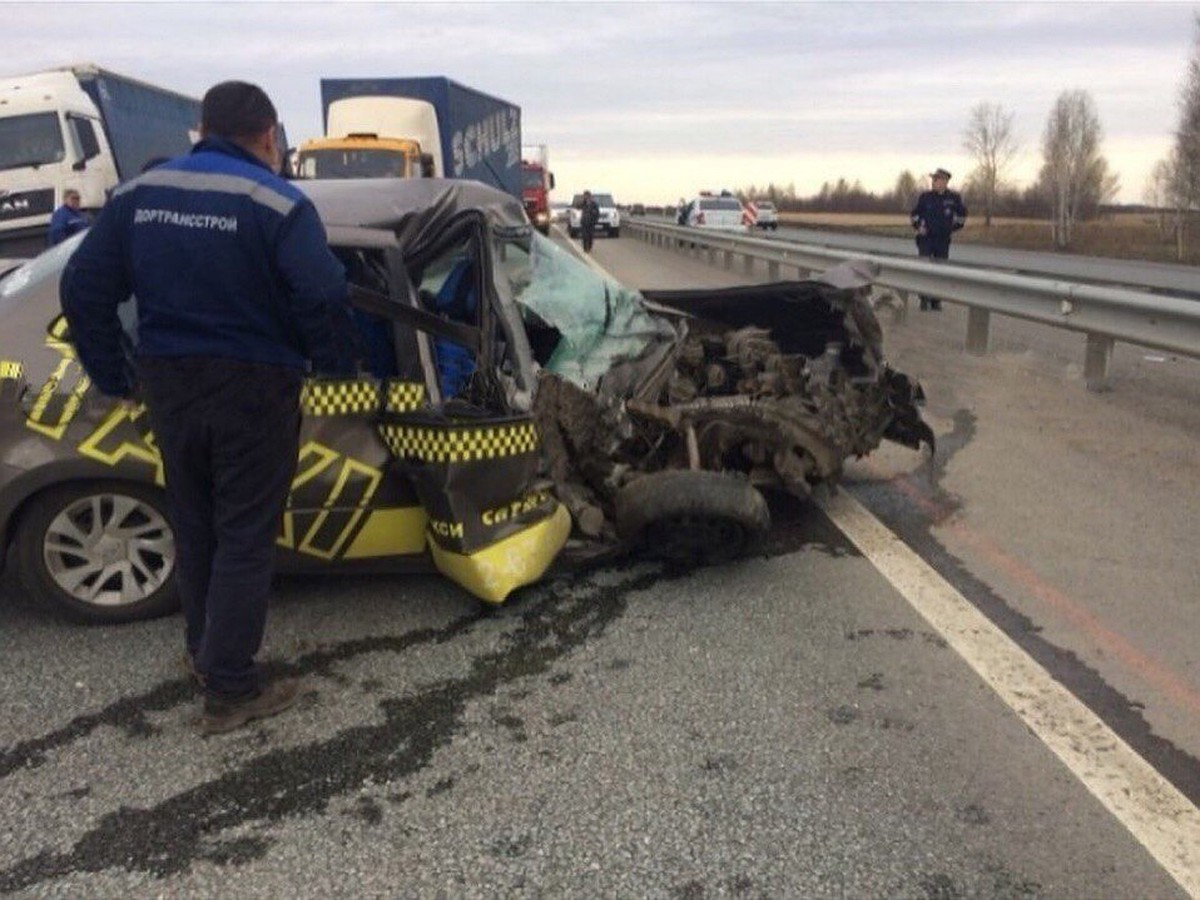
[
  {"xmin": 62, "ymin": 81, "xmax": 351, "ymax": 735},
  {"xmin": 910, "ymin": 168, "xmax": 967, "ymax": 310},
  {"xmin": 47, "ymin": 189, "xmax": 89, "ymax": 245}
]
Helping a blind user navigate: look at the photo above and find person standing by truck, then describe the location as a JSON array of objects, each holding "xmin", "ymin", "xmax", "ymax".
[
  {"xmin": 47, "ymin": 189, "xmax": 89, "ymax": 245},
  {"xmin": 579, "ymin": 189, "xmax": 600, "ymax": 253},
  {"xmin": 61, "ymin": 80, "xmax": 352, "ymax": 735},
  {"xmin": 910, "ymin": 168, "xmax": 967, "ymax": 310}
]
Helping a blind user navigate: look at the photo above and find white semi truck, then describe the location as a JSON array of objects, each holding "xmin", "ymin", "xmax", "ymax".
[{"xmin": 0, "ymin": 64, "xmax": 201, "ymax": 256}]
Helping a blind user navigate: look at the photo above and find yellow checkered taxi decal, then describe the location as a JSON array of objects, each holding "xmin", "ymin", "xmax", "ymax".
[
  {"xmin": 300, "ymin": 380, "xmax": 381, "ymax": 417},
  {"xmin": 380, "ymin": 421, "xmax": 540, "ymax": 463},
  {"xmin": 299, "ymin": 379, "xmax": 428, "ymax": 417},
  {"xmin": 0, "ymin": 360, "xmax": 23, "ymax": 380},
  {"xmin": 384, "ymin": 380, "xmax": 426, "ymax": 414}
]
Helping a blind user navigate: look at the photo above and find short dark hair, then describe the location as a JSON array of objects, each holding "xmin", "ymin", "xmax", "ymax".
[{"xmin": 201, "ymin": 81, "xmax": 277, "ymax": 141}]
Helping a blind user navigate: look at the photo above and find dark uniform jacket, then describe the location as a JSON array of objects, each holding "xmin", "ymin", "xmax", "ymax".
[
  {"xmin": 910, "ymin": 189, "xmax": 967, "ymax": 239},
  {"xmin": 61, "ymin": 138, "xmax": 350, "ymax": 398},
  {"xmin": 580, "ymin": 198, "xmax": 600, "ymax": 231}
]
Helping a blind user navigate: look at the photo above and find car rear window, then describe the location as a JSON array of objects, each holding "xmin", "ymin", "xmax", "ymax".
[{"xmin": 699, "ymin": 198, "xmax": 743, "ymax": 211}]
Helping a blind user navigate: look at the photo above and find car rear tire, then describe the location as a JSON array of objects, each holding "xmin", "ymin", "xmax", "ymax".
[
  {"xmin": 16, "ymin": 481, "xmax": 180, "ymax": 624},
  {"xmin": 614, "ymin": 470, "xmax": 770, "ymax": 565},
  {"xmin": 568, "ymin": 227, "xmax": 579, "ymax": 239},
  {"xmin": 610, "ymin": 228, "xmax": 620, "ymax": 238}
]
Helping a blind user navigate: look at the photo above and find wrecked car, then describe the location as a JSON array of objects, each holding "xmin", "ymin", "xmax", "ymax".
[{"xmin": 0, "ymin": 178, "xmax": 930, "ymax": 624}]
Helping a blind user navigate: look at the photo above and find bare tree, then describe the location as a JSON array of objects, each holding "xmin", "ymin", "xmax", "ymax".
[
  {"xmin": 1038, "ymin": 89, "xmax": 1119, "ymax": 248},
  {"xmin": 962, "ymin": 102, "xmax": 1018, "ymax": 226},
  {"xmin": 1167, "ymin": 15, "xmax": 1200, "ymax": 258},
  {"xmin": 893, "ymin": 170, "xmax": 919, "ymax": 211},
  {"xmin": 1144, "ymin": 157, "xmax": 1174, "ymax": 238}
]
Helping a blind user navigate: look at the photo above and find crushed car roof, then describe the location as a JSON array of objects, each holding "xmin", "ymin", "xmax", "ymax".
[{"xmin": 297, "ymin": 177, "xmax": 530, "ymax": 242}]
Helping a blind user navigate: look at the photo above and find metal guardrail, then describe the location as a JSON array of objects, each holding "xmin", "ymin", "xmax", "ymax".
[{"xmin": 625, "ymin": 219, "xmax": 1200, "ymax": 391}]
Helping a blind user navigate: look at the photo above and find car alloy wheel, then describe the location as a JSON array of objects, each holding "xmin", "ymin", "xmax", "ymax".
[{"xmin": 18, "ymin": 482, "xmax": 180, "ymax": 623}]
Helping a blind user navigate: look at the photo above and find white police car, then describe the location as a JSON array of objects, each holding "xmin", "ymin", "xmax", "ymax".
[{"xmin": 680, "ymin": 192, "xmax": 748, "ymax": 233}]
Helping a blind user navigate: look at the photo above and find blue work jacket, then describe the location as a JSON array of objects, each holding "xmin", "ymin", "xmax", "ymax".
[
  {"xmin": 61, "ymin": 138, "xmax": 350, "ymax": 397},
  {"xmin": 48, "ymin": 204, "xmax": 89, "ymax": 245}
]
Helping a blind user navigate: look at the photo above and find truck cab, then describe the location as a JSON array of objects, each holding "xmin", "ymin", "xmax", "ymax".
[
  {"xmin": 0, "ymin": 71, "xmax": 117, "ymax": 255},
  {"xmin": 295, "ymin": 135, "xmax": 427, "ymax": 180},
  {"xmin": 521, "ymin": 160, "xmax": 554, "ymax": 234},
  {"xmin": 0, "ymin": 65, "xmax": 199, "ymax": 257}
]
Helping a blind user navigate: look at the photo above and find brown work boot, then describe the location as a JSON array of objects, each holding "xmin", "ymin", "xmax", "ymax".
[
  {"xmin": 198, "ymin": 679, "xmax": 303, "ymax": 736},
  {"xmin": 180, "ymin": 652, "xmax": 205, "ymax": 687}
]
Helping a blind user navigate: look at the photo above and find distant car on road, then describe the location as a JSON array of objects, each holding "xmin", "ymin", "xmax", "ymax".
[
  {"xmin": 568, "ymin": 192, "xmax": 620, "ymax": 239},
  {"xmin": 749, "ymin": 200, "xmax": 779, "ymax": 231},
  {"xmin": 681, "ymin": 192, "xmax": 748, "ymax": 233}
]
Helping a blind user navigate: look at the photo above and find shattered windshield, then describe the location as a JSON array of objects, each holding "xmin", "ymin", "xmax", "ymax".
[{"xmin": 496, "ymin": 231, "xmax": 672, "ymax": 390}]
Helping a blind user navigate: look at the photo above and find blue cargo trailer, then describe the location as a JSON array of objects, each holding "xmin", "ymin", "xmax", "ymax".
[
  {"xmin": 319, "ymin": 77, "xmax": 521, "ymax": 198},
  {"xmin": 76, "ymin": 69, "xmax": 200, "ymax": 180}
]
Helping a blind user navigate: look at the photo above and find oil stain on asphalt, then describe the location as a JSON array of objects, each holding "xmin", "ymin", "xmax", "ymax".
[{"xmin": 0, "ymin": 499, "xmax": 851, "ymax": 891}]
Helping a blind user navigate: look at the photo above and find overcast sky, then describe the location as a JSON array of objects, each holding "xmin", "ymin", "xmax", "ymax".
[{"xmin": 9, "ymin": 1, "xmax": 1197, "ymax": 203}]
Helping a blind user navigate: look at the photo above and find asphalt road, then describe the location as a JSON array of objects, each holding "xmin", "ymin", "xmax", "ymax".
[
  {"xmin": 0, "ymin": 503, "xmax": 1184, "ymax": 898},
  {"xmin": 590, "ymin": 229, "xmax": 1200, "ymax": 776},
  {"xmin": 0, "ymin": 231, "xmax": 1195, "ymax": 897}
]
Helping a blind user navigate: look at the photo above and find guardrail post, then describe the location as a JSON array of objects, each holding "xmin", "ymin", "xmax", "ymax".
[
  {"xmin": 767, "ymin": 261, "xmax": 780, "ymax": 280},
  {"xmin": 723, "ymin": 250, "xmax": 734, "ymax": 270},
  {"xmin": 1084, "ymin": 333, "xmax": 1114, "ymax": 392},
  {"xmin": 966, "ymin": 308, "xmax": 990, "ymax": 355}
]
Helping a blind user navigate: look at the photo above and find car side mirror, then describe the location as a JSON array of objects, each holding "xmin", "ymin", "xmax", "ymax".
[{"xmin": 72, "ymin": 159, "xmax": 87, "ymax": 172}]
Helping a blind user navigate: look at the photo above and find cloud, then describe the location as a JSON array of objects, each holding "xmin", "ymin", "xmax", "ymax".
[{"xmin": 5, "ymin": 1, "xmax": 1193, "ymax": 202}]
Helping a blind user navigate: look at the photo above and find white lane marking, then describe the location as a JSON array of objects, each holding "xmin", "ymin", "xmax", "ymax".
[
  {"xmin": 819, "ymin": 489, "xmax": 1200, "ymax": 899},
  {"xmin": 576, "ymin": 238, "xmax": 1200, "ymax": 896}
]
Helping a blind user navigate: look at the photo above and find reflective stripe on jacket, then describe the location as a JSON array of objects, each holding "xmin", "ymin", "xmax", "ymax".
[{"xmin": 62, "ymin": 138, "xmax": 349, "ymax": 397}]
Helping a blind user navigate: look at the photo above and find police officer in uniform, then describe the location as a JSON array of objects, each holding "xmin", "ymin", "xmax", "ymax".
[
  {"xmin": 62, "ymin": 81, "xmax": 352, "ymax": 735},
  {"xmin": 579, "ymin": 189, "xmax": 600, "ymax": 252},
  {"xmin": 910, "ymin": 168, "xmax": 967, "ymax": 310}
]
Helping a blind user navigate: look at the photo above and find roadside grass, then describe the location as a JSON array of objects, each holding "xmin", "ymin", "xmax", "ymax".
[{"xmin": 776, "ymin": 211, "xmax": 1200, "ymax": 266}]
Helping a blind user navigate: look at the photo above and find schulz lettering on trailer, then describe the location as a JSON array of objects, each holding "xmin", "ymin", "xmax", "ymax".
[{"xmin": 452, "ymin": 107, "xmax": 521, "ymax": 175}]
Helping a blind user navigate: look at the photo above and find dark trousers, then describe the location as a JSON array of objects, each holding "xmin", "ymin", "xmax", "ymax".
[
  {"xmin": 139, "ymin": 356, "xmax": 302, "ymax": 697},
  {"xmin": 916, "ymin": 233, "xmax": 951, "ymax": 309},
  {"xmin": 582, "ymin": 226, "xmax": 595, "ymax": 252}
]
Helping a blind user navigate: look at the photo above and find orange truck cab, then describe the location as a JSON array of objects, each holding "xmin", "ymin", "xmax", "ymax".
[{"xmin": 294, "ymin": 134, "xmax": 428, "ymax": 180}]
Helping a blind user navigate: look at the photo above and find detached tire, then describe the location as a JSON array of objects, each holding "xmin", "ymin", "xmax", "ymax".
[
  {"xmin": 16, "ymin": 481, "xmax": 180, "ymax": 624},
  {"xmin": 615, "ymin": 470, "xmax": 770, "ymax": 564}
]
